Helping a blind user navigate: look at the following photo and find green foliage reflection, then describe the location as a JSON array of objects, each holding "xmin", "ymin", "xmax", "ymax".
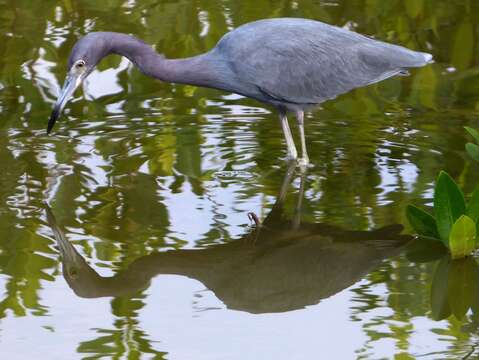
[{"xmin": 431, "ymin": 256, "xmax": 479, "ymax": 321}]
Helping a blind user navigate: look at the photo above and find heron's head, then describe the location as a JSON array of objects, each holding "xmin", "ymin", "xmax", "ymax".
[{"xmin": 47, "ymin": 33, "xmax": 110, "ymax": 134}]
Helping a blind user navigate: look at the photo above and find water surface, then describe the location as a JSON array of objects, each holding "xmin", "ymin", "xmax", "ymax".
[{"xmin": 0, "ymin": 0, "xmax": 479, "ymax": 358}]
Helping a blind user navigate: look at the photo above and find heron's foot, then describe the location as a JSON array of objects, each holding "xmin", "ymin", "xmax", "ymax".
[
  {"xmin": 247, "ymin": 212, "xmax": 261, "ymax": 228},
  {"xmin": 286, "ymin": 151, "xmax": 298, "ymax": 161},
  {"xmin": 297, "ymin": 157, "xmax": 310, "ymax": 168},
  {"xmin": 246, "ymin": 212, "xmax": 263, "ymax": 245}
]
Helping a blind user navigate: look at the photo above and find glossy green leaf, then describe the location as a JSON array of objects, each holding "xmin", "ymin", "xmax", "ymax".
[
  {"xmin": 466, "ymin": 143, "xmax": 479, "ymax": 162},
  {"xmin": 431, "ymin": 257, "xmax": 451, "ymax": 320},
  {"xmin": 465, "ymin": 127, "xmax": 479, "ymax": 144},
  {"xmin": 467, "ymin": 186, "xmax": 479, "ymax": 237},
  {"xmin": 447, "ymin": 258, "xmax": 476, "ymax": 319},
  {"xmin": 434, "ymin": 171, "xmax": 466, "ymax": 244},
  {"xmin": 449, "ymin": 215, "xmax": 476, "ymax": 259},
  {"xmin": 406, "ymin": 205, "xmax": 440, "ymax": 240}
]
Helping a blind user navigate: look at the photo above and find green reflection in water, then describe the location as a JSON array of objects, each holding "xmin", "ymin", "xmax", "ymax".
[
  {"xmin": 78, "ymin": 296, "xmax": 166, "ymax": 359},
  {"xmin": 0, "ymin": 0, "xmax": 478, "ymax": 358}
]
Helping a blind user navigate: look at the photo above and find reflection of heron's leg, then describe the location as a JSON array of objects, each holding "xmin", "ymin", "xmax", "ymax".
[
  {"xmin": 248, "ymin": 212, "xmax": 261, "ymax": 227},
  {"xmin": 279, "ymin": 112, "xmax": 298, "ymax": 160},
  {"xmin": 293, "ymin": 168, "xmax": 307, "ymax": 229},
  {"xmin": 296, "ymin": 111, "xmax": 310, "ymax": 167},
  {"xmin": 260, "ymin": 162, "xmax": 296, "ymax": 230},
  {"xmin": 245, "ymin": 212, "xmax": 262, "ymax": 244},
  {"xmin": 278, "ymin": 161, "xmax": 296, "ymax": 203},
  {"xmin": 252, "ymin": 163, "xmax": 295, "ymax": 230}
]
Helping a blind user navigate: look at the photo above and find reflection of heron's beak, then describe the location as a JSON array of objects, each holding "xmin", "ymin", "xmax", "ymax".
[
  {"xmin": 47, "ymin": 73, "xmax": 82, "ymax": 134},
  {"xmin": 45, "ymin": 205, "xmax": 82, "ymax": 268}
]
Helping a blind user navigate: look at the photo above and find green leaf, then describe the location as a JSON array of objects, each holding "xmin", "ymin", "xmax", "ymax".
[
  {"xmin": 465, "ymin": 127, "xmax": 479, "ymax": 144},
  {"xmin": 466, "ymin": 143, "xmax": 479, "ymax": 162},
  {"xmin": 434, "ymin": 171, "xmax": 466, "ymax": 245},
  {"xmin": 431, "ymin": 257, "xmax": 451, "ymax": 320},
  {"xmin": 406, "ymin": 205, "xmax": 440, "ymax": 239},
  {"xmin": 467, "ymin": 186, "xmax": 479, "ymax": 237},
  {"xmin": 449, "ymin": 215, "xmax": 476, "ymax": 259}
]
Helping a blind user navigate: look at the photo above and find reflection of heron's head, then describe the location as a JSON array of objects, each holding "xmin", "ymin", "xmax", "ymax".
[
  {"xmin": 46, "ymin": 205, "xmax": 151, "ymax": 298},
  {"xmin": 45, "ymin": 205, "xmax": 105, "ymax": 297},
  {"xmin": 61, "ymin": 259, "xmax": 105, "ymax": 298}
]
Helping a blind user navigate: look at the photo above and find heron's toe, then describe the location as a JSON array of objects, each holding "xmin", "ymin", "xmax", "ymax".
[
  {"xmin": 285, "ymin": 152, "xmax": 298, "ymax": 161},
  {"xmin": 297, "ymin": 157, "xmax": 311, "ymax": 168}
]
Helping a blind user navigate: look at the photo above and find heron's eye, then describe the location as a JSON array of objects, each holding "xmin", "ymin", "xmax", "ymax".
[
  {"xmin": 69, "ymin": 268, "xmax": 79, "ymax": 279},
  {"xmin": 76, "ymin": 60, "xmax": 85, "ymax": 69}
]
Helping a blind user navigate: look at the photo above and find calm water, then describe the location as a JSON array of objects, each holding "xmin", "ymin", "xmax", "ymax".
[{"xmin": 1, "ymin": 0, "xmax": 479, "ymax": 359}]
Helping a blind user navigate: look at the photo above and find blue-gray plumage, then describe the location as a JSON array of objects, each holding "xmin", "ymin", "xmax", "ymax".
[{"xmin": 48, "ymin": 18, "xmax": 433, "ymax": 166}]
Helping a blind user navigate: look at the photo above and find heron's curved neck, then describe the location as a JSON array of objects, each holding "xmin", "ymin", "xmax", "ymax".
[{"xmin": 108, "ymin": 33, "xmax": 230, "ymax": 90}]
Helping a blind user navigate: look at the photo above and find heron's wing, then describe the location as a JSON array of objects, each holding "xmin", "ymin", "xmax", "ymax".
[{"xmin": 218, "ymin": 19, "xmax": 430, "ymax": 105}]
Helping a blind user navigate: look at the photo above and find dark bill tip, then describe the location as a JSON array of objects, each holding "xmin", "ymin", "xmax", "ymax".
[
  {"xmin": 47, "ymin": 107, "xmax": 61, "ymax": 134},
  {"xmin": 47, "ymin": 73, "xmax": 81, "ymax": 135}
]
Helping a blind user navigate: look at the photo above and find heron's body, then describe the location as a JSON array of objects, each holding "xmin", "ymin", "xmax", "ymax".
[
  {"xmin": 211, "ymin": 18, "xmax": 431, "ymax": 109},
  {"xmin": 48, "ymin": 18, "xmax": 433, "ymax": 165}
]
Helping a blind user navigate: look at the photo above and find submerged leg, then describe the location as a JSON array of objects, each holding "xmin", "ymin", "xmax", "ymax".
[
  {"xmin": 279, "ymin": 112, "xmax": 298, "ymax": 160},
  {"xmin": 296, "ymin": 111, "xmax": 310, "ymax": 167},
  {"xmin": 293, "ymin": 168, "xmax": 307, "ymax": 229},
  {"xmin": 278, "ymin": 161, "xmax": 296, "ymax": 203}
]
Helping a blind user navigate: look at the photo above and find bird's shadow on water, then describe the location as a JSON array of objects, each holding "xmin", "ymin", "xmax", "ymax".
[{"xmin": 45, "ymin": 163, "xmax": 412, "ymax": 314}]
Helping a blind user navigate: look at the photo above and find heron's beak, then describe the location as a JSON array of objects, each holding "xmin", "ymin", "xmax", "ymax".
[{"xmin": 47, "ymin": 72, "xmax": 83, "ymax": 134}]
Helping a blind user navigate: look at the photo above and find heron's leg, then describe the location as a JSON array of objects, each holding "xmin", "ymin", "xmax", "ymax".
[
  {"xmin": 296, "ymin": 111, "xmax": 310, "ymax": 166},
  {"xmin": 279, "ymin": 112, "xmax": 298, "ymax": 160}
]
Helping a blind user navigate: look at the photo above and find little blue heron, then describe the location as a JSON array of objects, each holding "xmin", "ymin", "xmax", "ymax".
[{"xmin": 48, "ymin": 18, "xmax": 433, "ymax": 166}]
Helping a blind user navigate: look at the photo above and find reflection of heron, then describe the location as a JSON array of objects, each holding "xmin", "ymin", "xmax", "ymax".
[
  {"xmin": 45, "ymin": 166, "xmax": 411, "ymax": 314},
  {"xmin": 48, "ymin": 18, "xmax": 433, "ymax": 166}
]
